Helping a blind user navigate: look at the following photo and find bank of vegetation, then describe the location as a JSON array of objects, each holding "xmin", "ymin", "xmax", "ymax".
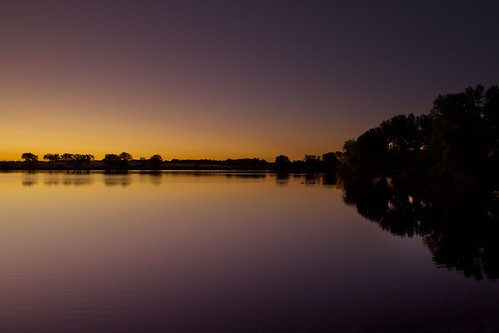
[
  {"xmin": 341, "ymin": 85, "xmax": 499, "ymax": 191},
  {"xmin": 2, "ymin": 150, "xmax": 341, "ymax": 172}
]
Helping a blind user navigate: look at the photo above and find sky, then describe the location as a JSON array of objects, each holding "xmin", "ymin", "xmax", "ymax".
[{"xmin": 1, "ymin": 0, "xmax": 499, "ymax": 161}]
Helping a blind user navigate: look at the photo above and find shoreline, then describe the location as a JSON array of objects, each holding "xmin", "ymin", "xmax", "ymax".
[{"xmin": 0, "ymin": 160, "xmax": 273, "ymax": 171}]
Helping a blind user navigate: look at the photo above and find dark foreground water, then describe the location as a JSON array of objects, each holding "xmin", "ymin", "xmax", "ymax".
[{"xmin": 1, "ymin": 171, "xmax": 498, "ymax": 332}]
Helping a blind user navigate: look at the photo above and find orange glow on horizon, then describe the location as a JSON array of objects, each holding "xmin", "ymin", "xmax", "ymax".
[{"xmin": 0, "ymin": 96, "xmax": 348, "ymax": 162}]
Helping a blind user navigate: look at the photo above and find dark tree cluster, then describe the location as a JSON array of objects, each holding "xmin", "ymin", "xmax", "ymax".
[
  {"xmin": 58, "ymin": 153, "xmax": 95, "ymax": 168},
  {"xmin": 223, "ymin": 158, "xmax": 268, "ymax": 169},
  {"xmin": 139, "ymin": 155, "xmax": 164, "ymax": 169},
  {"xmin": 102, "ymin": 152, "xmax": 133, "ymax": 169},
  {"xmin": 21, "ymin": 152, "xmax": 38, "ymax": 163},
  {"xmin": 341, "ymin": 85, "xmax": 499, "ymax": 192},
  {"xmin": 22, "ymin": 152, "xmax": 95, "ymax": 169},
  {"xmin": 272, "ymin": 152, "xmax": 340, "ymax": 173},
  {"xmin": 19, "ymin": 152, "xmax": 169, "ymax": 170}
]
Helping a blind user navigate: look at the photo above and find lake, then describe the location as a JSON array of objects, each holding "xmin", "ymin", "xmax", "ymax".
[{"xmin": 1, "ymin": 171, "xmax": 498, "ymax": 332}]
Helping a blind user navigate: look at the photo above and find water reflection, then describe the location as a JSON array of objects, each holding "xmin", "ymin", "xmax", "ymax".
[
  {"xmin": 21, "ymin": 172, "xmax": 38, "ymax": 186},
  {"xmin": 322, "ymin": 173, "xmax": 337, "ymax": 187},
  {"xmin": 103, "ymin": 172, "xmax": 131, "ymax": 187},
  {"xmin": 2, "ymin": 171, "xmax": 499, "ymax": 331},
  {"xmin": 18, "ymin": 170, "xmax": 339, "ymax": 189},
  {"xmin": 22, "ymin": 171, "xmax": 93, "ymax": 186},
  {"xmin": 303, "ymin": 173, "xmax": 319, "ymax": 185},
  {"xmin": 224, "ymin": 173, "xmax": 266, "ymax": 179},
  {"xmin": 275, "ymin": 173, "xmax": 290, "ymax": 186},
  {"xmin": 14, "ymin": 170, "xmax": 499, "ymax": 279},
  {"xmin": 343, "ymin": 177, "xmax": 499, "ymax": 279},
  {"xmin": 274, "ymin": 172, "xmax": 338, "ymax": 188},
  {"xmin": 139, "ymin": 171, "xmax": 163, "ymax": 185}
]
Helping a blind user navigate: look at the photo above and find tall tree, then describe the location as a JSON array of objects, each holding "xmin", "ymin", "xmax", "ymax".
[
  {"xmin": 119, "ymin": 152, "xmax": 133, "ymax": 162},
  {"xmin": 274, "ymin": 155, "xmax": 291, "ymax": 171},
  {"xmin": 43, "ymin": 153, "xmax": 60, "ymax": 162},
  {"xmin": 149, "ymin": 154, "xmax": 163, "ymax": 168},
  {"xmin": 428, "ymin": 85, "xmax": 499, "ymax": 185},
  {"xmin": 21, "ymin": 152, "xmax": 38, "ymax": 163}
]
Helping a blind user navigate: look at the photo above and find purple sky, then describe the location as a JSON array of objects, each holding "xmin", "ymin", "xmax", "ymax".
[{"xmin": 1, "ymin": 1, "xmax": 498, "ymax": 160}]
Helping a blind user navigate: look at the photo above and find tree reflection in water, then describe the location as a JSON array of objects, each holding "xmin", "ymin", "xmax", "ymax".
[{"xmin": 343, "ymin": 176, "xmax": 499, "ymax": 280}]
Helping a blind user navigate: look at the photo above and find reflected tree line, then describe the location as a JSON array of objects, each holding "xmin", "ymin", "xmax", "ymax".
[
  {"xmin": 21, "ymin": 170, "xmax": 93, "ymax": 187},
  {"xmin": 344, "ymin": 176, "xmax": 499, "ymax": 280},
  {"xmin": 341, "ymin": 85, "xmax": 499, "ymax": 279}
]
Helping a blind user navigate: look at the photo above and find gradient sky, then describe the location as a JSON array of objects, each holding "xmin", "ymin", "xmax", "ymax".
[{"xmin": 1, "ymin": 1, "xmax": 499, "ymax": 161}]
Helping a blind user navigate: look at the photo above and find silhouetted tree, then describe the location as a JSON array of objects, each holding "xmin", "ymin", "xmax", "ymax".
[
  {"xmin": 103, "ymin": 154, "xmax": 120, "ymax": 161},
  {"xmin": 21, "ymin": 152, "xmax": 38, "ymax": 163},
  {"xmin": 103, "ymin": 153, "xmax": 131, "ymax": 169},
  {"xmin": 61, "ymin": 153, "xmax": 74, "ymax": 162},
  {"xmin": 342, "ymin": 127, "xmax": 388, "ymax": 178},
  {"xmin": 274, "ymin": 155, "xmax": 292, "ymax": 172},
  {"xmin": 119, "ymin": 152, "xmax": 133, "ymax": 162},
  {"xmin": 275, "ymin": 155, "xmax": 290, "ymax": 164},
  {"xmin": 71, "ymin": 154, "xmax": 94, "ymax": 169},
  {"xmin": 149, "ymin": 154, "xmax": 163, "ymax": 168},
  {"xmin": 427, "ymin": 85, "xmax": 499, "ymax": 188},
  {"xmin": 304, "ymin": 155, "xmax": 320, "ymax": 172},
  {"xmin": 321, "ymin": 152, "xmax": 339, "ymax": 173},
  {"xmin": 43, "ymin": 153, "xmax": 60, "ymax": 162}
]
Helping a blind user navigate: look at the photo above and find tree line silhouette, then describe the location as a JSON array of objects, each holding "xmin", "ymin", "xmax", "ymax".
[
  {"xmin": 340, "ymin": 85, "xmax": 499, "ymax": 191},
  {"xmin": 14, "ymin": 151, "xmax": 342, "ymax": 172}
]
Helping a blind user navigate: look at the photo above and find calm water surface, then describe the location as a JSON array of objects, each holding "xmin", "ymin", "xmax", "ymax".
[{"xmin": 1, "ymin": 171, "xmax": 498, "ymax": 332}]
